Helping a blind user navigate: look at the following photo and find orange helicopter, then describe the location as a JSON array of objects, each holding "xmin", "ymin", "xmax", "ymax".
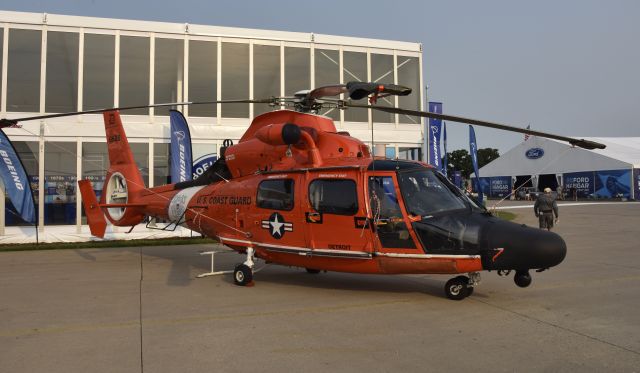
[{"xmin": 1, "ymin": 82, "xmax": 605, "ymax": 300}]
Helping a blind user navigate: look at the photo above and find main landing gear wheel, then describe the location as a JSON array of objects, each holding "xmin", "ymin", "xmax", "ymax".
[
  {"xmin": 233, "ymin": 264, "xmax": 253, "ymax": 286},
  {"xmin": 305, "ymin": 268, "xmax": 321, "ymax": 274},
  {"xmin": 444, "ymin": 276, "xmax": 471, "ymax": 300}
]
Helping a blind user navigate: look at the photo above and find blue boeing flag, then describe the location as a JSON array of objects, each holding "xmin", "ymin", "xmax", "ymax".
[
  {"xmin": 469, "ymin": 125, "xmax": 483, "ymax": 203},
  {"xmin": 170, "ymin": 110, "xmax": 193, "ymax": 184},
  {"xmin": 442, "ymin": 121, "xmax": 448, "ymax": 176},
  {"xmin": 0, "ymin": 130, "xmax": 36, "ymax": 224},
  {"xmin": 428, "ymin": 102, "xmax": 443, "ymax": 168}
]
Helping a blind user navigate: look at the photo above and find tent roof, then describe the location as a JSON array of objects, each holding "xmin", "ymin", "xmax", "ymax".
[{"xmin": 474, "ymin": 137, "xmax": 640, "ymax": 177}]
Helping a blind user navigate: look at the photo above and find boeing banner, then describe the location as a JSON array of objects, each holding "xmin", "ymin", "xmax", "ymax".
[
  {"xmin": 469, "ymin": 125, "xmax": 483, "ymax": 203},
  {"xmin": 170, "ymin": 110, "xmax": 193, "ymax": 184},
  {"xmin": 428, "ymin": 102, "xmax": 443, "ymax": 169},
  {"xmin": 0, "ymin": 130, "xmax": 36, "ymax": 224},
  {"xmin": 441, "ymin": 121, "xmax": 448, "ymax": 176}
]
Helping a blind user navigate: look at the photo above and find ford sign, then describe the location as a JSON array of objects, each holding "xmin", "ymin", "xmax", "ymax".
[{"xmin": 525, "ymin": 148, "xmax": 544, "ymax": 159}]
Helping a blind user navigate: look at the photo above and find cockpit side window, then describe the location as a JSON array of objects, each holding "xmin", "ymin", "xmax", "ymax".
[
  {"xmin": 309, "ymin": 179, "xmax": 358, "ymax": 215},
  {"xmin": 398, "ymin": 170, "xmax": 467, "ymax": 216},
  {"xmin": 369, "ymin": 176, "xmax": 416, "ymax": 249}
]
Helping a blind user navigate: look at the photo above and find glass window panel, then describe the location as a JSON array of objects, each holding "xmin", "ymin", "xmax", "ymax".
[
  {"xmin": 342, "ymin": 51, "xmax": 367, "ymax": 122},
  {"xmin": 130, "ymin": 143, "xmax": 149, "ymax": 186},
  {"xmin": 188, "ymin": 40, "xmax": 217, "ymax": 117},
  {"xmin": 154, "ymin": 143, "xmax": 170, "ymax": 186},
  {"xmin": 4, "ymin": 142, "xmax": 39, "ymax": 226},
  {"xmin": 371, "ymin": 53, "xmax": 394, "ymax": 123},
  {"xmin": 397, "ymin": 56, "xmax": 421, "ymax": 124},
  {"xmin": 398, "ymin": 147, "xmax": 422, "ymax": 161},
  {"xmin": 369, "ymin": 176, "xmax": 415, "ymax": 248},
  {"xmin": 119, "ymin": 36, "xmax": 149, "ymax": 115},
  {"xmin": 257, "ymin": 179, "xmax": 294, "ymax": 211},
  {"xmin": 253, "ymin": 44, "xmax": 280, "ymax": 116},
  {"xmin": 45, "ymin": 31, "xmax": 79, "ymax": 113},
  {"xmin": 314, "ymin": 49, "xmax": 340, "ymax": 120},
  {"xmin": 284, "ymin": 47, "xmax": 310, "ymax": 96},
  {"xmin": 221, "ymin": 42, "xmax": 249, "ymax": 118},
  {"xmin": 309, "ymin": 179, "xmax": 358, "ymax": 215},
  {"xmin": 83, "ymin": 34, "xmax": 115, "ymax": 110},
  {"xmin": 154, "ymin": 38, "xmax": 183, "ymax": 116},
  {"xmin": 7, "ymin": 29, "xmax": 41, "ymax": 112},
  {"xmin": 44, "ymin": 142, "xmax": 76, "ymax": 225},
  {"xmin": 81, "ymin": 142, "xmax": 108, "ymax": 223}
]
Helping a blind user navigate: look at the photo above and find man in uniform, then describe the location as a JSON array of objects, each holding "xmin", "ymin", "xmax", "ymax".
[{"xmin": 534, "ymin": 187, "xmax": 559, "ymax": 231}]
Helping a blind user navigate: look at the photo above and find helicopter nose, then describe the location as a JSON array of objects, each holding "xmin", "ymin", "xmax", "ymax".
[{"xmin": 482, "ymin": 220, "xmax": 567, "ymax": 271}]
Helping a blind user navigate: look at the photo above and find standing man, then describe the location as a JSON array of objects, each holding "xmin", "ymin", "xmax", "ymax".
[{"xmin": 534, "ymin": 187, "xmax": 559, "ymax": 231}]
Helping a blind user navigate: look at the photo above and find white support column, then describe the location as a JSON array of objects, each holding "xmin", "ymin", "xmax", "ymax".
[
  {"xmin": 249, "ymin": 40, "xmax": 254, "ymax": 119},
  {"xmin": 149, "ymin": 34, "xmax": 155, "ymax": 121},
  {"xmin": 148, "ymin": 139, "xmax": 154, "ymax": 188},
  {"xmin": 310, "ymin": 44, "xmax": 315, "ymax": 89},
  {"xmin": 280, "ymin": 41, "xmax": 285, "ymax": 109},
  {"xmin": 216, "ymin": 37, "xmax": 222, "ymax": 125},
  {"xmin": 393, "ymin": 51, "xmax": 399, "ymax": 128},
  {"xmin": 38, "ymin": 122, "xmax": 45, "ymax": 232},
  {"xmin": 77, "ymin": 29, "xmax": 84, "ymax": 123},
  {"xmin": 183, "ymin": 36, "xmax": 189, "ymax": 117},
  {"xmin": 40, "ymin": 26, "xmax": 47, "ymax": 114},
  {"xmin": 366, "ymin": 50, "xmax": 372, "ymax": 146},
  {"xmin": 419, "ymin": 48, "xmax": 426, "ymax": 163},
  {"xmin": 76, "ymin": 139, "xmax": 82, "ymax": 233},
  {"xmin": 338, "ymin": 47, "xmax": 344, "ymax": 129},
  {"xmin": 1, "ymin": 25, "xmax": 8, "ymax": 114},
  {"xmin": 114, "ymin": 31, "xmax": 120, "ymax": 107}
]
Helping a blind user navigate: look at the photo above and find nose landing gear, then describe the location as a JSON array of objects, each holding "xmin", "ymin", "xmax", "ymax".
[
  {"xmin": 514, "ymin": 270, "xmax": 532, "ymax": 288},
  {"xmin": 444, "ymin": 273, "xmax": 480, "ymax": 300}
]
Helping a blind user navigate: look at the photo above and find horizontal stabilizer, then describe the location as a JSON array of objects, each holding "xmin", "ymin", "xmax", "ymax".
[{"xmin": 78, "ymin": 179, "xmax": 107, "ymax": 238}]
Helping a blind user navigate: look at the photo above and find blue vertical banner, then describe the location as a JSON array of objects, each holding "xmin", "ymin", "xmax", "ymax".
[
  {"xmin": 469, "ymin": 125, "xmax": 483, "ymax": 203},
  {"xmin": 428, "ymin": 102, "xmax": 443, "ymax": 169},
  {"xmin": 453, "ymin": 171, "xmax": 463, "ymax": 189},
  {"xmin": 170, "ymin": 110, "xmax": 193, "ymax": 184},
  {"xmin": 0, "ymin": 130, "xmax": 36, "ymax": 224},
  {"xmin": 634, "ymin": 168, "xmax": 640, "ymax": 200},
  {"xmin": 441, "ymin": 121, "xmax": 448, "ymax": 176}
]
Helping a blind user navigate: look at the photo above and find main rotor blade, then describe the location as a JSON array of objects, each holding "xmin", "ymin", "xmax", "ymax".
[
  {"xmin": 346, "ymin": 103, "xmax": 606, "ymax": 150},
  {"xmin": 308, "ymin": 85, "xmax": 347, "ymax": 100},
  {"xmin": 0, "ymin": 99, "xmax": 273, "ymax": 127}
]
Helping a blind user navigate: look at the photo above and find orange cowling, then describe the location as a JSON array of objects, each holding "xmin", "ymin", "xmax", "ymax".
[{"xmin": 255, "ymin": 122, "xmax": 300, "ymax": 146}]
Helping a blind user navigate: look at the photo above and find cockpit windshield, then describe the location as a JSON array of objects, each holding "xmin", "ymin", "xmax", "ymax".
[{"xmin": 398, "ymin": 169, "xmax": 480, "ymax": 217}]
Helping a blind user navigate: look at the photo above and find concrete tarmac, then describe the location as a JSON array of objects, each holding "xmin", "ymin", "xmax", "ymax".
[{"xmin": 1, "ymin": 202, "xmax": 639, "ymax": 372}]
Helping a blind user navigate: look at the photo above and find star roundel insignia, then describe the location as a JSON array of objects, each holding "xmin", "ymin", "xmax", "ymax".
[{"xmin": 261, "ymin": 212, "xmax": 293, "ymax": 239}]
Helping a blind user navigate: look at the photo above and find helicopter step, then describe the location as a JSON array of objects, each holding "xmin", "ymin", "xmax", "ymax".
[{"xmin": 444, "ymin": 272, "xmax": 481, "ymax": 300}]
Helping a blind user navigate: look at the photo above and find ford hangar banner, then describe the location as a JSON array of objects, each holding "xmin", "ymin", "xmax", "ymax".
[
  {"xmin": 489, "ymin": 176, "xmax": 512, "ymax": 198},
  {"xmin": 563, "ymin": 172, "xmax": 594, "ymax": 198}
]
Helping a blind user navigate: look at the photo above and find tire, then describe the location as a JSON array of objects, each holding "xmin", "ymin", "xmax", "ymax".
[
  {"xmin": 233, "ymin": 264, "xmax": 253, "ymax": 286},
  {"xmin": 305, "ymin": 268, "xmax": 321, "ymax": 274},
  {"xmin": 444, "ymin": 276, "xmax": 470, "ymax": 300}
]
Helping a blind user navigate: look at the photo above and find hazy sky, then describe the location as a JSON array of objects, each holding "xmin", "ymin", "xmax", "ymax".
[{"xmin": 2, "ymin": 0, "xmax": 639, "ymax": 153}]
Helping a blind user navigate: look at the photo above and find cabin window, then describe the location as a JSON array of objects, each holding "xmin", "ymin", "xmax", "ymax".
[
  {"xmin": 257, "ymin": 179, "xmax": 294, "ymax": 211},
  {"xmin": 309, "ymin": 179, "xmax": 358, "ymax": 215}
]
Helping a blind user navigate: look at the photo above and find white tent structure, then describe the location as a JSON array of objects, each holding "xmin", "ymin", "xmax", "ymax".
[{"xmin": 474, "ymin": 137, "xmax": 640, "ymax": 199}]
